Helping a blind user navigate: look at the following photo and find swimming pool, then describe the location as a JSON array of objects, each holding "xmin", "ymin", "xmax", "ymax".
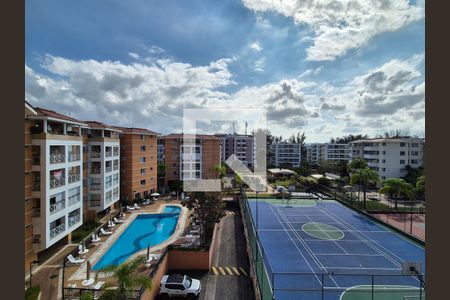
[{"xmin": 92, "ymin": 205, "xmax": 181, "ymax": 270}]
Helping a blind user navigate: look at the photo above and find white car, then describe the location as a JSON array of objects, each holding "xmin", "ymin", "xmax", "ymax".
[{"xmin": 159, "ymin": 274, "xmax": 201, "ymax": 299}]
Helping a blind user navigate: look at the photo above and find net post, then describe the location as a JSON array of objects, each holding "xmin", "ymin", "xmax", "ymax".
[
  {"xmin": 371, "ymin": 275, "xmax": 374, "ymax": 300},
  {"xmin": 321, "ymin": 273, "xmax": 324, "ymax": 300}
]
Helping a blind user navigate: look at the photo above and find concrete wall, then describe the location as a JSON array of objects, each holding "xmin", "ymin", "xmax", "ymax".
[{"xmin": 142, "ymin": 252, "xmax": 169, "ymax": 300}]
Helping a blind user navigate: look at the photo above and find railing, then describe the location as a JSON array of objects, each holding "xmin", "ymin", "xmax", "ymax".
[
  {"xmin": 89, "ymin": 200, "xmax": 101, "ymax": 207},
  {"xmin": 32, "ymin": 208, "xmax": 41, "ymax": 218},
  {"xmin": 49, "ymin": 223, "xmax": 65, "ymax": 239},
  {"xmin": 68, "ymin": 152, "xmax": 80, "ymax": 162},
  {"xmin": 49, "ymin": 201, "xmax": 65, "ymax": 215},
  {"xmin": 50, "ymin": 178, "xmax": 65, "ymax": 189},
  {"xmin": 32, "ymin": 155, "xmax": 40, "ymax": 165},
  {"xmin": 50, "ymin": 154, "xmax": 65, "ymax": 164},
  {"xmin": 90, "ymin": 152, "xmax": 101, "ymax": 159},
  {"xmin": 113, "ymin": 150, "xmax": 119, "ymax": 157},
  {"xmin": 32, "ymin": 182, "xmax": 40, "ymax": 191},
  {"xmin": 68, "ymin": 173, "xmax": 80, "ymax": 184},
  {"xmin": 90, "ymin": 183, "xmax": 101, "ymax": 190},
  {"xmin": 68, "ymin": 194, "xmax": 80, "ymax": 206},
  {"xmin": 68, "ymin": 214, "xmax": 81, "ymax": 227},
  {"xmin": 106, "ymin": 166, "xmax": 112, "ymax": 173},
  {"xmin": 106, "ymin": 151, "xmax": 112, "ymax": 158},
  {"xmin": 90, "ymin": 168, "xmax": 101, "ymax": 175},
  {"xmin": 63, "ymin": 287, "xmax": 141, "ymax": 300},
  {"xmin": 113, "ymin": 164, "xmax": 119, "ymax": 171}
]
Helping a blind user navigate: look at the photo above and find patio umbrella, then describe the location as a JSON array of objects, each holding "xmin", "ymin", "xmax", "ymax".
[
  {"xmin": 146, "ymin": 244, "xmax": 150, "ymax": 261},
  {"xmin": 82, "ymin": 241, "xmax": 86, "ymax": 252},
  {"xmin": 150, "ymin": 192, "xmax": 160, "ymax": 197},
  {"xmin": 86, "ymin": 260, "xmax": 91, "ymax": 281}
]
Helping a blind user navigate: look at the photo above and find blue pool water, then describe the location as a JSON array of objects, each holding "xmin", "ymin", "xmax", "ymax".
[{"xmin": 92, "ymin": 206, "xmax": 181, "ymax": 270}]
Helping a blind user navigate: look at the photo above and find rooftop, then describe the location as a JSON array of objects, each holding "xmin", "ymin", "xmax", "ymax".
[
  {"xmin": 112, "ymin": 126, "xmax": 159, "ymax": 136},
  {"xmin": 33, "ymin": 107, "xmax": 86, "ymax": 125},
  {"xmin": 84, "ymin": 121, "xmax": 122, "ymax": 132}
]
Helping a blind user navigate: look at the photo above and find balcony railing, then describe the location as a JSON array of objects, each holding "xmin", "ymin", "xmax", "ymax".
[
  {"xmin": 68, "ymin": 214, "xmax": 81, "ymax": 227},
  {"xmin": 50, "ymin": 178, "xmax": 65, "ymax": 189},
  {"xmin": 113, "ymin": 164, "xmax": 119, "ymax": 171},
  {"xmin": 49, "ymin": 223, "xmax": 65, "ymax": 239},
  {"xmin": 32, "ymin": 208, "xmax": 41, "ymax": 218},
  {"xmin": 106, "ymin": 166, "xmax": 112, "ymax": 173},
  {"xmin": 90, "ymin": 183, "xmax": 101, "ymax": 190},
  {"xmin": 89, "ymin": 200, "xmax": 101, "ymax": 207},
  {"xmin": 68, "ymin": 173, "xmax": 80, "ymax": 184},
  {"xmin": 90, "ymin": 152, "xmax": 101, "ymax": 159},
  {"xmin": 68, "ymin": 194, "xmax": 80, "ymax": 206},
  {"xmin": 106, "ymin": 151, "xmax": 112, "ymax": 158},
  {"xmin": 50, "ymin": 154, "xmax": 65, "ymax": 164},
  {"xmin": 32, "ymin": 155, "xmax": 40, "ymax": 165},
  {"xmin": 49, "ymin": 201, "xmax": 65, "ymax": 215},
  {"xmin": 113, "ymin": 150, "xmax": 119, "ymax": 157},
  {"xmin": 32, "ymin": 183, "xmax": 40, "ymax": 191},
  {"xmin": 90, "ymin": 168, "xmax": 101, "ymax": 175},
  {"xmin": 68, "ymin": 152, "xmax": 80, "ymax": 162},
  {"xmin": 113, "ymin": 179, "xmax": 119, "ymax": 186}
]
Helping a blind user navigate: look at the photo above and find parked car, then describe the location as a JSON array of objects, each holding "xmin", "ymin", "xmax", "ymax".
[{"xmin": 159, "ymin": 274, "xmax": 201, "ymax": 299}]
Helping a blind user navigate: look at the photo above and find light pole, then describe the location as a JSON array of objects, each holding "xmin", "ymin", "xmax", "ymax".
[
  {"xmin": 256, "ymin": 191, "xmax": 259, "ymax": 230},
  {"xmin": 29, "ymin": 259, "xmax": 40, "ymax": 288}
]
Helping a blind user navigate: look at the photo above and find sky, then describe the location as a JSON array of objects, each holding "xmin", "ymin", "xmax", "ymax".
[{"xmin": 25, "ymin": 0, "xmax": 425, "ymax": 143}]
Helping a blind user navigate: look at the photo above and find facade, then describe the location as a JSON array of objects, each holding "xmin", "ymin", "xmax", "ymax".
[
  {"xmin": 270, "ymin": 143, "xmax": 302, "ymax": 168},
  {"xmin": 114, "ymin": 127, "xmax": 159, "ymax": 202},
  {"xmin": 26, "ymin": 104, "xmax": 85, "ymax": 261},
  {"xmin": 349, "ymin": 138, "xmax": 425, "ymax": 180},
  {"xmin": 306, "ymin": 143, "xmax": 326, "ymax": 165},
  {"xmin": 159, "ymin": 134, "xmax": 221, "ymax": 188},
  {"xmin": 83, "ymin": 122, "xmax": 121, "ymax": 217},
  {"xmin": 306, "ymin": 143, "xmax": 351, "ymax": 165},
  {"xmin": 215, "ymin": 133, "xmax": 254, "ymax": 168}
]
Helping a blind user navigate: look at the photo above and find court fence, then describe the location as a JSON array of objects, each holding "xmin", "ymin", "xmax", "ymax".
[{"xmin": 239, "ymin": 190, "xmax": 426, "ymax": 300}]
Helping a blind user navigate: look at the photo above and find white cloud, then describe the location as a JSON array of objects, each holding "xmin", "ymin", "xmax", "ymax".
[
  {"xmin": 242, "ymin": 0, "xmax": 424, "ymax": 61},
  {"xmin": 253, "ymin": 58, "xmax": 266, "ymax": 72},
  {"xmin": 249, "ymin": 41, "xmax": 263, "ymax": 52},
  {"xmin": 128, "ymin": 52, "xmax": 140, "ymax": 60}
]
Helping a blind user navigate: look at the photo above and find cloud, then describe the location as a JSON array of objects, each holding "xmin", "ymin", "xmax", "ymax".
[
  {"xmin": 321, "ymin": 102, "xmax": 345, "ymax": 111},
  {"xmin": 249, "ymin": 41, "xmax": 263, "ymax": 52},
  {"xmin": 253, "ymin": 58, "xmax": 266, "ymax": 72},
  {"xmin": 242, "ymin": 0, "xmax": 424, "ymax": 61},
  {"xmin": 128, "ymin": 52, "xmax": 140, "ymax": 60}
]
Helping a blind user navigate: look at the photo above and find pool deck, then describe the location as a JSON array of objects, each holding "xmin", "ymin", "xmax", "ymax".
[{"xmin": 65, "ymin": 200, "xmax": 189, "ymax": 286}]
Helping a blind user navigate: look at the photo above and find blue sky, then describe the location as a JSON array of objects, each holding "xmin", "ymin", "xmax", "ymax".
[{"xmin": 25, "ymin": 0, "xmax": 425, "ymax": 142}]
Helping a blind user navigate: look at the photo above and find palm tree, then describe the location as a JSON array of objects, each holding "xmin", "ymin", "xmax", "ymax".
[
  {"xmin": 213, "ymin": 163, "xmax": 226, "ymax": 179},
  {"xmin": 350, "ymin": 167, "xmax": 379, "ymax": 209},
  {"xmin": 347, "ymin": 158, "xmax": 368, "ymax": 174},
  {"xmin": 379, "ymin": 178, "xmax": 414, "ymax": 210},
  {"xmin": 416, "ymin": 175, "xmax": 425, "ymax": 197},
  {"xmin": 98, "ymin": 256, "xmax": 152, "ymax": 300}
]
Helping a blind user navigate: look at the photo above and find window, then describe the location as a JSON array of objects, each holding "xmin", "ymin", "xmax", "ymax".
[
  {"xmin": 400, "ymin": 151, "xmax": 405, "ymax": 156},
  {"xmin": 140, "ymin": 168, "xmax": 146, "ymax": 174},
  {"xmin": 400, "ymin": 160, "xmax": 405, "ymax": 164},
  {"xmin": 382, "ymin": 168, "xmax": 386, "ymax": 172},
  {"xmin": 411, "ymin": 159, "xmax": 419, "ymax": 164},
  {"xmin": 382, "ymin": 142, "xmax": 386, "ymax": 146},
  {"xmin": 400, "ymin": 143, "xmax": 406, "ymax": 147},
  {"xmin": 140, "ymin": 134, "xmax": 145, "ymax": 140},
  {"xmin": 411, "ymin": 143, "xmax": 419, "ymax": 147},
  {"xmin": 141, "ymin": 145, "xmax": 146, "ymax": 152},
  {"xmin": 150, "ymin": 167, "xmax": 153, "ymax": 170},
  {"xmin": 411, "ymin": 151, "xmax": 419, "ymax": 156},
  {"xmin": 382, "ymin": 159, "xmax": 386, "ymax": 163},
  {"xmin": 382, "ymin": 151, "xmax": 386, "ymax": 155},
  {"xmin": 140, "ymin": 179, "xmax": 146, "ymax": 185},
  {"xmin": 140, "ymin": 157, "xmax": 146, "ymax": 163}
]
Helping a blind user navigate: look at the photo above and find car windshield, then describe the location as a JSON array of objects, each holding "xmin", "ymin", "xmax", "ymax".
[{"xmin": 185, "ymin": 277, "xmax": 192, "ymax": 288}]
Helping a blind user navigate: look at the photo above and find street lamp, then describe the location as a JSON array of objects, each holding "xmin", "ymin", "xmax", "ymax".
[{"xmin": 29, "ymin": 259, "xmax": 40, "ymax": 288}]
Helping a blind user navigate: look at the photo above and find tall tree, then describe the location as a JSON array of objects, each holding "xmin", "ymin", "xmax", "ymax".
[
  {"xmin": 416, "ymin": 175, "xmax": 425, "ymax": 197},
  {"xmin": 350, "ymin": 167, "xmax": 379, "ymax": 209},
  {"xmin": 379, "ymin": 178, "xmax": 414, "ymax": 210},
  {"xmin": 183, "ymin": 192, "xmax": 225, "ymax": 245},
  {"xmin": 213, "ymin": 163, "xmax": 226, "ymax": 179},
  {"xmin": 347, "ymin": 158, "xmax": 368, "ymax": 174}
]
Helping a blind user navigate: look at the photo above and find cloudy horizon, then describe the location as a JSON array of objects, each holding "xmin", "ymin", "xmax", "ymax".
[{"xmin": 25, "ymin": 0, "xmax": 425, "ymax": 143}]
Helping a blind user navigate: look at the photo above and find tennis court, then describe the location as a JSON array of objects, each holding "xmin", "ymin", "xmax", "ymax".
[{"xmin": 245, "ymin": 198, "xmax": 425, "ymax": 300}]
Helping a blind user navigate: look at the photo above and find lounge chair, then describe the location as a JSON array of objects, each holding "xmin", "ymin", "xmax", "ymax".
[
  {"xmin": 113, "ymin": 217, "xmax": 124, "ymax": 224},
  {"xmin": 67, "ymin": 254, "xmax": 85, "ymax": 264},
  {"xmin": 93, "ymin": 281, "xmax": 105, "ymax": 290},
  {"xmin": 108, "ymin": 221, "xmax": 115, "ymax": 229},
  {"xmin": 100, "ymin": 228, "xmax": 113, "ymax": 236},
  {"xmin": 180, "ymin": 238, "xmax": 196, "ymax": 248},
  {"xmin": 126, "ymin": 205, "xmax": 135, "ymax": 211},
  {"xmin": 189, "ymin": 228, "xmax": 200, "ymax": 235},
  {"xmin": 134, "ymin": 203, "xmax": 141, "ymax": 210},
  {"xmin": 78, "ymin": 245, "xmax": 89, "ymax": 255},
  {"xmin": 92, "ymin": 234, "xmax": 100, "ymax": 243}
]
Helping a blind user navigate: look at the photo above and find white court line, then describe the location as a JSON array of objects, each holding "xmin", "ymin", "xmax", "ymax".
[
  {"xmin": 258, "ymin": 229, "xmax": 388, "ymax": 233},
  {"xmin": 303, "ymin": 217, "xmax": 349, "ymax": 254},
  {"xmin": 272, "ymin": 205, "xmax": 339, "ymax": 287},
  {"xmin": 268, "ymin": 205, "xmax": 324, "ymax": 286},
  {"xmin": 315, "ymin": 253, "xmax": 383, "ymax": 257},
  {"xmin": 324, "ymin": 267, "xmax": 401, "ymax": 270}
]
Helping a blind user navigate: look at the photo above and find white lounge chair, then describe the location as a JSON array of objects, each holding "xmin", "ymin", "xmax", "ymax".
[
  {"xmin": 93, "ymin": 281, "xmax": 105, "ymax": 290},
  {"xmin": 180, "ymin": 238, "xmax": 196, "ymax": 248},
  {"xmin": 67, "ymin": 254, "xmax": 85, "ymax": 264},
  {"xmin": 113, "ymin": 217, "xmax": 124, "ymax": 224},
  {"xmin": 100, "ymin": 228, "xmax": 112, "ymax": 236},
  {"xmin": 92, "ymin": 234, "xmax": 100, "ymax": 243},
  {"xmin": 134, "ymin": 203, "xmax": 141, "ymax": 210},
  {"xmin": 78, "ymin": 245, "xmax": 89, "ymax": 255},
  {"xmin": 108, "ymin": 221, "xmax": 115, "ymax": 229},
  {"xmin": 126, "ymin": 205, "xmax": 135, "ymax": 211}
]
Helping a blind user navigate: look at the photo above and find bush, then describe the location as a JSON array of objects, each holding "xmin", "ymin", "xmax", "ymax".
[
  {"xmin": 25, "ymin": 286, "xmax": 40, "ymax": 300},
  {"xmin": 71, "ymin": 221, "xmax": 101, "ymax": 243}
]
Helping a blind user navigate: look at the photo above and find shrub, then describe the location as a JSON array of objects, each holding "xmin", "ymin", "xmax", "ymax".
[{"xmin": 25, "ymin": 286, "xmax": 40, "ymax": 300}]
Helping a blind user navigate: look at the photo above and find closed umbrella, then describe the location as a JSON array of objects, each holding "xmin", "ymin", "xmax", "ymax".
[
  {"xmin": 150, "ymin": 192, "xmax": 160, "ymax": 197},
  {"xmin": 86, "ymin": 260, "xmax": 91, "ymax": 281},
  {"xmin": 146, "ymin": 244, "xmax": 150, "ymax": 261}
]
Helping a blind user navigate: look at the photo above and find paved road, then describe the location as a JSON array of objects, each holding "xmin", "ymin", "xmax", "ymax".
[{"xmin": 211, "ymin": 207, "xmax": 255, "ymax": 300}]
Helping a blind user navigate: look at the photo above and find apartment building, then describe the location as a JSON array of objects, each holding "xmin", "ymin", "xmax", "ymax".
[
  {"xmin": 270, "ymin": 143, "xmax": 302, "ymax": 168},
  {"xmin": 349, "ymin": 138, "xmax": 425, "ymax": 180},
  {"xmin": 114, "ymin": 127, "xmax": 159, "ymax": 202},
  {"xmin": 306, "ymin": 143, "xmax": 351, "ymax": 165},
  {"xmin": 215, "ymin": 133, "xmax": 254, "ymax": 169},
  {"xmin": 159, "ymin": 134, "xmax": 220, "ymax": 188},
  {"xmin": 83, "ymin": 122, "xmax": 121, "ymax": 219},
  {"xmin": 26, "ymin": 104, "xmax": 85, "ymax": 267},
  {"xmin": 306, "ymin": 143, "xmax": 326, "ymax": 165}
]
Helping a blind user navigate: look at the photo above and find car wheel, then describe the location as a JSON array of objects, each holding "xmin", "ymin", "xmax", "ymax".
[
  {"xmin": 186, "ymin": 293, "xmax": 197, "ymax": 299},
  {"xmin": 160, "ymin": 293, "xmax": 170, "ymax": 299}
]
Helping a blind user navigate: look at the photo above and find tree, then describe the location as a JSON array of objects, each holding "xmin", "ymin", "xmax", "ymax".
[
  {"xmin": 213, "ymin": 163, "xmax": 226, "ymax": 179},
  {"xmin": 293, "ymin": 160, "xmax": 311, "ymax": 177},
  {"xmin": 183, "ymin": 192, "xmax": 225, "ymax": 245},
  {"xmin": 379, "ymin": 178, "xmax": 414, "ymax": 210},
  {"xmin": 98, "ymin": 256, "xmax": 152, "ymax": 300},
  {"xmin": 168, "ymin": 180, "xmax": 183, "ymax": 192},
  {"xmin": 157, "ymin": 164, "xmax": 166, "ymax": 178},
  {"xmin": 347, "ymin": 158, "xmax": 368, "ymax": 174},
  {"xmin": 350, "ymin": 167, "xmax": 379, "ymax": 209},
  {"xmin": 416, "ymin": 175, "xmax": 425, "ymax": 197},
  {"xmin": 332, "ymin": 134, "xmax": 368, "ymax": 144},
  {"xmin": 402, "ymin": 165, "xmax": 424, "ymax": 185}
]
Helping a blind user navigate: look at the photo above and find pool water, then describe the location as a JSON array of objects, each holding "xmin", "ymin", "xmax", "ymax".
[{"xmin": 92, "ymin": 205, "xmax": 181, "ymax": 270}]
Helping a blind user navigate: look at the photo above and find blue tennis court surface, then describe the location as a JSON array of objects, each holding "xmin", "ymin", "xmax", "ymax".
[{"xmin": 247, "ymin": 198, "xmax": 425, "ymax": 300}]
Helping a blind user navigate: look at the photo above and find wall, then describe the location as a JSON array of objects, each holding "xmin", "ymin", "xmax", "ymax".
[{"xmin": 141, "ymin": 252, "xmax": 169, "ymax": 300}]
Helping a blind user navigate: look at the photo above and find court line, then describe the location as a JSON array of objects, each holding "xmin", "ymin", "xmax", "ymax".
[
  {"xmin": 267, "ymin": 205, "xmax": 324, "ymax": 286},
  {"xmin": 271, "ymin": 205, "xmax": 339, "ymax": 287},
  {"xmin": 314, "ymin": 253, "xmax": 383, "ymax": 256},
  {"xmin": 324, "ymin": 267, "xmax": 401, "ymax": 270},
  {"xmin": 258, "ymin": 229, "xmax": 388, "ymax": 233},
  {"xmin": 303, "ymin": 217, "xmax": 349, "ymax": 254}
]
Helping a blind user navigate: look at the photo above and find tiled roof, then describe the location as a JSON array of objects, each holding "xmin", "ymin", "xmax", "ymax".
[
  {"xmin": 162, "ymin": 133, "xmax": 220, "ymax": 140},
  {"xmin": 34, "ymin": 107, "xmax": 85, "ymax": 124},
  {"xmin": 112, "ymin": 126, "xmax": 159, "ymax": 135},
  {"xmin": 85, "ymin": 121, "xmax": 121, "ymax": 131}
]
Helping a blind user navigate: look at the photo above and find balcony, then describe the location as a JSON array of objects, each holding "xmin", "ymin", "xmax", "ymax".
[
  {"xmin": 68, "ymin": 194, "xmax": 81, "ymax": 206},
  {"xmin": 68, "ymin": 152, "xmax": 81, "ymax": 162},
  {"xmin": 32, "ymin": 208, "xmax": 41, "ymax": 218},
  {"xmin": 106, "ymin": 151, "xmax": 112, "ymax": 158},
  {"xmin": 90, "ymin": 183, "xmax": 101, "ymax": 190},
  {"xmin": 68, "ymin": 173, "xmax": 80, "ymax": 184},
  {"xmin": 68, "ymin": 213, "xmax": 81, "ymax": 228},
  {"xmin": 113, "ymin": 148, "xmax": 119, "ymax": 157},
  {"xmin": 50, "ymin": 177, "xmax": 65, "ymax": 189},
  {"xmin": 49, "ymin": 200, "xmax": 65, "ymax": 215},
  {"xmin": 49, "ymin": 223, "xmax": 65, "ymax": 239},
  {"xmin": 89, "ymin": 200, "xmax": 101, "ymax": 207},
  {"xmin": 90, "ymin": 168, "xmax": 101, "ymax": 175},
  {"xmin": 50, "ymin": 153, "xmax": 65, "ymax": 164},
  {"xmin": 90, "ymin": 152, "xmax": 101, "ymax": 159},
  {"xmin": 32, "ymin": 155, "xmax": 40, "ymax": 165},
  {"xmin": 32, "ymin": 182, "xmax": 40, "ymax": 191},
  {"xmin": 106, "ymin": 166, "xmax": 112, "ymax": 173}
]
